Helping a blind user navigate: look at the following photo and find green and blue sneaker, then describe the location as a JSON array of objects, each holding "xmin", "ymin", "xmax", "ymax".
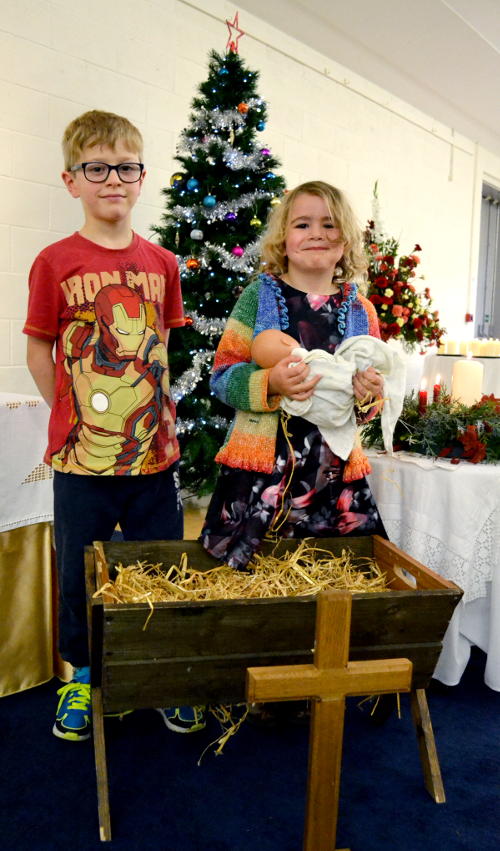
[
  {"xmin": 156, "ymin": 705, "xmax": 206, "ymax": 733},
  {"xmin": 53, "ymin": 666, "xmax": 91, "ymax": 742}
]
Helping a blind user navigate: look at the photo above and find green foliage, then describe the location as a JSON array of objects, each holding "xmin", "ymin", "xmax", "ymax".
[
  {"xmin": 362, "ymin": 393, "xmax": 500, "ymax": 464},
  {"xmin": 178, "ymin": 425, "xmax": 224, "ymax": 497},
  {"xmin": 151, "ymin": 48, "xmax": 286, "ymax": 495}
]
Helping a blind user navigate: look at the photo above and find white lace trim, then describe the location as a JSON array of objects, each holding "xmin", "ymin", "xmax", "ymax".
[{"xmin": 384, "ymin": 510, "xmax": 495, "ymax": 603}]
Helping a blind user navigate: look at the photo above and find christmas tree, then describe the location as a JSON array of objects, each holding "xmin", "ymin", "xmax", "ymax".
[{"xmin": 153, "ymin": 28, "xmax": 286, "ymax": 496}]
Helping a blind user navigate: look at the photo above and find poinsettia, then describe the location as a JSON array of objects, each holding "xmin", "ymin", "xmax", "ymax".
[{"xmin": 457, "ymin": 425, "xmax": 487, "ymax": 464}]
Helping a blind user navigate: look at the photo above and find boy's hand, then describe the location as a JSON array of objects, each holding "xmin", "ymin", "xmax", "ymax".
[
  {"xmin": 268, "ymin": 353, "xmax": 320, "ymax": 400},
  {"xmin": 352, "ymin": 366, "xmax": 383, "ymax": 403}
]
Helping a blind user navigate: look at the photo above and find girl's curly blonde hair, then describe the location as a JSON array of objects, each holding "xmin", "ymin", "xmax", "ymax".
[{"xmin": 259, "ymin": 180, "xmax": 368, "ymax": 287}]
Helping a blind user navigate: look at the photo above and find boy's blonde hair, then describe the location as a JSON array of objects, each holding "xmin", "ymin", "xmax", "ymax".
[
  {"xmin": 62, "ymin": 109, "xmax": 144, "ymax": 170},
  {"xmin": 260, "ymin": 180, "xmax": 368, "ymax": 285}
]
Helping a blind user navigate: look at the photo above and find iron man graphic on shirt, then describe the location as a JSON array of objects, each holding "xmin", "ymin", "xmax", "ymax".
[{"xmin": 52, "ymin": 283, "xmax": 173, "ymax": 475}]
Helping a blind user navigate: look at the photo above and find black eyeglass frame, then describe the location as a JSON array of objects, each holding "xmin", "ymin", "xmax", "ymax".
[{"xmin": 69, "ymin": 162, "xmax": 145, "ymax": 183}]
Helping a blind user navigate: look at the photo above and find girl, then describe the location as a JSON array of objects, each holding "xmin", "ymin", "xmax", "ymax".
[{"xmin": 201, "ymin": 180, "xmax": 386, "ymax": 569}]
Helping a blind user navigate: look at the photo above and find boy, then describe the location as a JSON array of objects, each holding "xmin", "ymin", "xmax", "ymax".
[{"xmin": 24, "ymin": 110, "xmax": 190, "ymax": 741}]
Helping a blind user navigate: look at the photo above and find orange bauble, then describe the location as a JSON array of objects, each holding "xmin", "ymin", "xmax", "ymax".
[
  {"xmin": 237, "ymin": 102, "xmax": 249, "ymax": 114},
  {"xmin": 186, "ymin": 258, "xmax": 200, "ymax": 271}
]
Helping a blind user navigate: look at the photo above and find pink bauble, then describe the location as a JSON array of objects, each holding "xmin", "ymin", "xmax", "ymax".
[{"xmin": 231, "ymin": 245, "xmax": 244, "ymax": 256}]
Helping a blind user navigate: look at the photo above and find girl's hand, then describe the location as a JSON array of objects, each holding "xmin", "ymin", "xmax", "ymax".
[
  {"xmin": 352, "ymin": 366, "xmax": 384, "ymax": 403},
  {"xmin": 268, "ymin": 353, "xmax": 320, "ymax": 400}
]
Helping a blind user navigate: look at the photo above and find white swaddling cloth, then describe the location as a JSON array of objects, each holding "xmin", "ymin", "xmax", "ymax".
[{"xmin": 281, "ymin": 335, "xmax": 406, "ymax": 459}]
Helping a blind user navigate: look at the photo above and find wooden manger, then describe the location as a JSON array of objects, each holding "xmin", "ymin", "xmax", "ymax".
[{"xmin": 85, "ymin": 535, "xmax": 462, "ymax": 843}]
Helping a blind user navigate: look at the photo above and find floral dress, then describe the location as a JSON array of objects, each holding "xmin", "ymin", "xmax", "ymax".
[{"xmin": 201, "ymin": 281, "xmax": 387, "ymax": 569}]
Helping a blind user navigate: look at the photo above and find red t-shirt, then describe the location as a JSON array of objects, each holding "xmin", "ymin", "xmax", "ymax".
[{"xmin": 23, "ymin": 232, "xmax": 184, "ymax": 476}]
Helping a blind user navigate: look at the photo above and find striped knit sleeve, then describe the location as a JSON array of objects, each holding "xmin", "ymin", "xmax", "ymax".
[
  {"xmin": 210, "ymin": 282, "xmax": 281, "ymax": 413},
  {"xmin": 356, "ymin": 293, "xmax": 384, "ymax": 423},
  {"xmin": 358, "ymin": 294, "xmax": 381, "ymax": 339}
]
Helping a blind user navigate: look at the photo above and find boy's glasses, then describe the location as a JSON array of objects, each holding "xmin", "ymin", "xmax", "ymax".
[{"xmin": 70, "ymin": 162, "xmax": 144, "ymax": 183}]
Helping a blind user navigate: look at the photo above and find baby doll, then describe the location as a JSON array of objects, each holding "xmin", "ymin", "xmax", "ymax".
[{"xmin": 251, "ymin": 329, "xmax": 404, "ymax": 482}]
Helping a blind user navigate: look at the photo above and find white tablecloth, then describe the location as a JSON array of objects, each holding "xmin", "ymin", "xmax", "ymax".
[
  {"xmin": 366, "ymin": 451, "xmax": 500, "ymax": 691},
  {"xmin": 0, "ymin": 393, "xmax": 53, "ymax": 532}
]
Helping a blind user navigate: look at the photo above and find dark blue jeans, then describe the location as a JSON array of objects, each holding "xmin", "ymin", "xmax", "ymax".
[{"xmin": 53, "ymin": 464, "xmax": 183, "ymax": 667}]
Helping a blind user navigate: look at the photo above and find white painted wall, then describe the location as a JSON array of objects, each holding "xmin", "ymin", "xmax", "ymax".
[{"xmin": 1, "ymin": 0, "xmax": 499, "ymax": 393}]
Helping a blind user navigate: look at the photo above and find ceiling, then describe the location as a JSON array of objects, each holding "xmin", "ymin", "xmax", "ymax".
[{"xmin": 236, "ymin": 0, "xmax": 500, "ymax": 157}]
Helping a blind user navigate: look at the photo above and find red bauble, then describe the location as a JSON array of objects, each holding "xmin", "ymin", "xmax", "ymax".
[
  {"xmin": 184, "ymin": 316, "xmax": 193, "ymax": 326},
  {"xmin": 186, "ymin": 258, "xmax": 200, "ymax": 271},
  {"xmin": 237, "ymin": 102, "xmax": 249, "ymax": 114}
]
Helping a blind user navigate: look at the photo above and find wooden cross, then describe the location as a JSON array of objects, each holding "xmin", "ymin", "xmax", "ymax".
[{"xmin": 247, "ymin": 591, "xmax": 413, "ymax": 851}]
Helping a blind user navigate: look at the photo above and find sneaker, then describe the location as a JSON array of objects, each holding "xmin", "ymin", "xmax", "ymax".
[
  {"xmin": 156, "ymin": 705, "xmax": 206, "ymax": 733},
  {"xmin": 52, "ymin": 666, "xmax": 91, "ymax": 742}
]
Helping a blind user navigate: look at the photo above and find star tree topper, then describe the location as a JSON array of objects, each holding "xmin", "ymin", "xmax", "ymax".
[{"xmin": 226, "ymin": 11, "xmax": 245, "ymax": 53}]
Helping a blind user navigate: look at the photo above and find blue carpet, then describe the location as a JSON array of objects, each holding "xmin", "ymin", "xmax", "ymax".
[{"xmin": 1, "ymin": 648, "xmax": 498, "ymax": 850}]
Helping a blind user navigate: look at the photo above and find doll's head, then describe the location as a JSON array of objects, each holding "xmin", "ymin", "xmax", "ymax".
[{"xmin": 251, "ymin": 329, "xmax": 299, "ymax": 368}]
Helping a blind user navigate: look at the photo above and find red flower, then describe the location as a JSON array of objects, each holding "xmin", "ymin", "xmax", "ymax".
[
  {"xmin": 480, "ymin": 394, "xmax": 500, "ymax": 414},
  {"xmin": 458, "ymin": 426, "xmax": 487, "ymax": 464}
]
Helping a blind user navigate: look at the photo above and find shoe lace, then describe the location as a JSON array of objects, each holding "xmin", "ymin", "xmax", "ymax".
[{"xmin": 57, "ymin": 681, "xmax": 90, "ymax": 711}]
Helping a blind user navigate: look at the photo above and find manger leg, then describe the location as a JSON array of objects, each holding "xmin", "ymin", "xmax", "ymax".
[
  {"xmin": 410, "ymin": 688, "xmax": 446, "ymax": 804},
  {"xmin": 92, "ymin": 686, "xmax": 112, "ymax": 840},
  {"xmin": 304, "ymin": 697, "xmax": 349, "ymax": 851}
]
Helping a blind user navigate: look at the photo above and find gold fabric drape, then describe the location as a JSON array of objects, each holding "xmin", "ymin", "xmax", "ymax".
[{"xmin": 0, "ymin": 522, "xmax": 71, "ymax": 696}]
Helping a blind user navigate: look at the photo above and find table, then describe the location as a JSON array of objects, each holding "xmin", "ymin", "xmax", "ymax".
[
  {"xmin": 0, "ymin": 393, "xmax": 70, "ymax": 696},
  {"xmin": 366, "ymin": 450, "xmax": 500, "ymax": 691}
]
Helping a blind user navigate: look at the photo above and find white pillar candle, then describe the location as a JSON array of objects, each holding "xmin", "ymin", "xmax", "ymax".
[
  {"xmin": 451, "ymin": 356, "xmax": 484, "ymax": 405},
  {"xmin": 469, "ymin": 340, "xmax": 481, "ymax": 356},
  {"xmin": 479, "ymin": 340, "xmax": 490, "ymax": 356},
  {"xmin": 446, "ymin": 340, "xmax": 459, "ymax": 355},
  {"xmin": 459, "ymin": 341, "xmax": 469, "ymax": 355}
]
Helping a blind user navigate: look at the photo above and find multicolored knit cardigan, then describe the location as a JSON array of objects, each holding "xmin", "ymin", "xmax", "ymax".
[{"xmin": 211, "ymin": 273, "xmax": 381, "ymax": 477}]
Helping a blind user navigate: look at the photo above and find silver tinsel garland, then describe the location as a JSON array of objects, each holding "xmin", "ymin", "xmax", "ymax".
[
  {"xmin": 176, "ymin": 414, "xmax": 228, "ymax": 436},
  {"xmin": 177, "ymin": 239, "xmax": 261, "ymax": 276},
  {"xmin": 170, "ymin": 350, "xmax": 214, "ymax": 403},
  {"xmin": 170, "ymin": 189, "xmax": 274, "ymax": 224},
  {"xmin": 187, "ymin": 311, "xmax": 226, "ymax": 337},
  {"xmin": 183, "ymin": 99, "xmax": 264, "ymax": 137},
  {"xmin": 180, "ymin": 134, "xmax": 264, "ymax": 171}
]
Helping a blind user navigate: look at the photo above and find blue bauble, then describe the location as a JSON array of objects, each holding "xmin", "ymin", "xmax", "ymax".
[
  {"xmin": 257, "ymin": 120, "xmax": 266, "ymax": 131},
  {"xmin": 203, "ymin": 194, "xmax": 217, "ymax": 208},
  {"xmin": 186, "ymin": 178, "xmax": 200, "ymax": 191},
  {"xmin": 265, "ymin": 172, "xmax": 275, "ymax": 179},
  {"xmin": 218, "ymin": 67, "xmax": 229, "ymax": 76}
]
